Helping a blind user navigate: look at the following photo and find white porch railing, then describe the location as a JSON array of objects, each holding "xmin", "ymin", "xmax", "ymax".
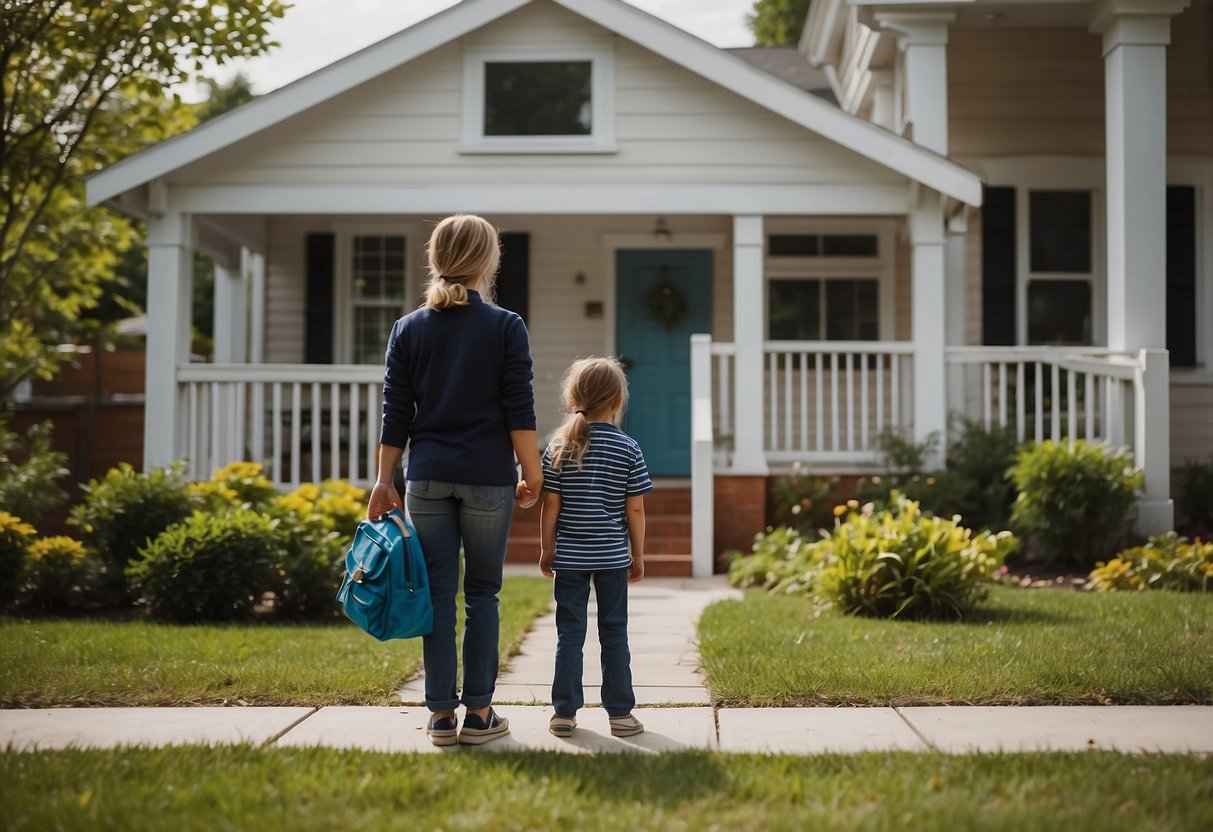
[{"xmin": 177, "ymin": 364, "xmax": 385, "ymax": 488}]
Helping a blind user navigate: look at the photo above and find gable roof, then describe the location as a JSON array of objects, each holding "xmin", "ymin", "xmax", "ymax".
[{"xmin": 86, "ymin": 0, "xmax": 983, "ymax": 208}]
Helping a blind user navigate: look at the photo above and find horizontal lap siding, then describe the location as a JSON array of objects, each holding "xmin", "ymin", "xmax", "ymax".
[
  {"xmin": 1172, "ymin": 384, "xmax": 1213, "ymax": 466},
  {"xmin": 172, "ymin": 0, "xmax": 903, "ymax": 189}
]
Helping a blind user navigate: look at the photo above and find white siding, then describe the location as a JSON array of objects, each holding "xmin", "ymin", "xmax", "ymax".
[
  {"xmin": 171, "ymin": 1, "xmax": 904, "ymax": 189},
  {"xmin": 1172, "ymin": 384, "xmax": 1213, "ymax": 467}
]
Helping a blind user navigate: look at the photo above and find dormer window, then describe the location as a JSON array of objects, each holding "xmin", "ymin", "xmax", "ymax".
[{"xmin": 462, "ymin": 44, "xmax": 616, "ymax": 153}]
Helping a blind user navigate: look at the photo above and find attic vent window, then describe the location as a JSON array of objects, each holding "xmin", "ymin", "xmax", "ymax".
[
  {"xmin": 485, "ymin": 61, "xmax": 592, "ymax": 136},
  {"xmin": 462, "ymin": 44, "xmax": 616, "ymax": 154}
]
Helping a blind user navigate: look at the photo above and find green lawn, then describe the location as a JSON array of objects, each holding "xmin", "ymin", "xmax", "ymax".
[
  {"xmin": 0, "ymin": 577, "xmax": 551, "ymax": 707},
  {"xmin": 2, "ymin": 747, "xmax": 1210, "ymax": 832},
  {"xmin": 699, "ymin": 586, "xmax": 1213, "ymax": 706}
]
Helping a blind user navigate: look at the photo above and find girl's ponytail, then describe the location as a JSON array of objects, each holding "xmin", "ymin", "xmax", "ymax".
[{"xmin": 423, "ymin": 214, "xmax": 501, "ymax": 310}]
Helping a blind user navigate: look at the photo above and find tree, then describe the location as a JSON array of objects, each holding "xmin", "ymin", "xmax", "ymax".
[
  {"xmin": 0, "ymin": 2, "xmax": 286, "ymax": 403},
  {"xmin": 747, "ymin": 0, "xmax": 813, "ymax": 46}
]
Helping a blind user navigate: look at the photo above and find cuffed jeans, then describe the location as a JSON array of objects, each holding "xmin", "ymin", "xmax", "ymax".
[
  {"xmin": 406, "ymin": 480, "xmax": 514, "ymax": 713},
  {"xmin": 551, "ymin": 567, "xmax": 635, "ymax": 719}
]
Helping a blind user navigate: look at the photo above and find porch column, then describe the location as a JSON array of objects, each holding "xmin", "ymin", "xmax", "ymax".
[
  {"xmin": 144, "ymin": 211, "xmax": 195, "ymax": 470},
  {"xmin": 247, "ymin": 248, "xmax": 267, "ymax": 364},
  {"xmin": 1091, "ymin": 0, "xmax": 1187, "ymax": 352},
  {"xmin": 911, "ymin": 191, "xmax": 948, "ymax": 469},
  {"xmin": 732, "ymin": 215, "xmax": 768, "ymax": 474},
  {"xmin": 945, "ymin": 211, "xmax": 968, "ymax": 420},
  {"xmin": 1091, "ymin": 0, "xmax": 1187, "ymax": 533},
  {"xmin": 213, "ymin": 256, "xmax": 248, "ymax": 364},
  {"xmin": 877, "ymin": 11, "xmax": 954, "ymax": 155}
]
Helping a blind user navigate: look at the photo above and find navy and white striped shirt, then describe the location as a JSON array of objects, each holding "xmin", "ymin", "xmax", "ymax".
[{"xmin": 541, "ymin": 423, "xmax": 653, "ymax": 571}]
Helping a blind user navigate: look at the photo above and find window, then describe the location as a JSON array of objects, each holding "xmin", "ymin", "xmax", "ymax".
[
  {"xmin": 1025, "ymin": 190, "xmax": 1094, "ymax": 345},
  {"xmin": 764, "ymin": 222, "xmax": 891, "ymax": 342},
  {"xmin": 462, "ymin": 45, "xmax": 615, "ymax": 153},
  {"xmin": 334, "ymin": 230, "xmax": 410, "ymax": 365},
  {"xmin": 769, "ymin": 278, "xmax": 879, "ymax": 341}
]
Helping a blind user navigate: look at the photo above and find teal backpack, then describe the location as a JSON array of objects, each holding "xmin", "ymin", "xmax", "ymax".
[{"xmin": 336, "ymin": 508, "xmax": 433, "ymax": 641}]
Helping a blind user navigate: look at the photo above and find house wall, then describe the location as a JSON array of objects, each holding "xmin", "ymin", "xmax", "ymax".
[
  {"xmin": 171, "ymin": 0, "xmax": 904, "ymax": 190},
  {"xmin": 947, "ymin": 4, "xmax": 1213, "ymax": 161}
]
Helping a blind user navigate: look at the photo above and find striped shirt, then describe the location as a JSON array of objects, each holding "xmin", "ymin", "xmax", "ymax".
[{"xmin": 541, "ymin": 423, "xmax": 653, "ymax": 571}]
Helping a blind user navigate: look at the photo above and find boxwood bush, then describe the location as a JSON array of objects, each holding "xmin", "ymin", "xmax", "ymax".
[
  {"xmin": 1009, "ymin": 440, "xmax": 1143, "ymax": 566},
  {"xmin": 69, "ymin": 462, "xmax": 195, "ymax": 596},
  {"xmin": 1088, "ymin": 533, "xmax": 1213, "ymax": 592},
  {"xmin": 20, "ymin": 536, "xmax": 100, "ymax": 612},
  {"xmin": 727, "ymin": 525, "xmax": 826, "ymax": 596},
  {"xmin": 127, "ymin": 510, "xmax": 284, "ymax": 622}
]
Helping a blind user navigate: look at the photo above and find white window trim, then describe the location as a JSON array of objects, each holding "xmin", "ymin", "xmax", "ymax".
[
  {"xmin": 333, "ymin": 221, "xmax": 421, "ymax": 365},
  {"xmin": 1018, "ymin": 188, "xmax": 1104, "ymax": 347},
  {"xmin": 762, "ymin": 218, "xmax": 896, "ymax": 342},
  {"xmin": 460, "ymin": 42, "xmax": 617, "ymax": 155},
  {"xmin": 1167, "ymin": 157, "xmax": 1213, "ymax": 383}
]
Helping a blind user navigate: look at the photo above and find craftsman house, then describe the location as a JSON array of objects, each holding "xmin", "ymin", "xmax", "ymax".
[{"xmin": 87, "ymin": 0, "xmax": 1212, "ymax": 575}]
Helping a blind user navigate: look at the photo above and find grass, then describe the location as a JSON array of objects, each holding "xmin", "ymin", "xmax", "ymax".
[
  {"xmin": 0, "ymin": 577, "xmax": 552, "ymax": 707},
  {"xmin": 699, "ymin": 586, "xmax": 1213, "ymax": 706},
  {"xmin": 2, "ymin": 746, "xmax": 1210, "ymax": 831}
]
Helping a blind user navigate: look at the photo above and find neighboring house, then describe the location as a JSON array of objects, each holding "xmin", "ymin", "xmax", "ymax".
[{"xmin": 86, "ymin": 0, "xmax": 1211, "ymax": 576}]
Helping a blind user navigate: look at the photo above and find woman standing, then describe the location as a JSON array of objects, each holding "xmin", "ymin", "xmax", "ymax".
[{"xmin": 367, "ymin": 214, "xmax": 541, "ymax": 746}]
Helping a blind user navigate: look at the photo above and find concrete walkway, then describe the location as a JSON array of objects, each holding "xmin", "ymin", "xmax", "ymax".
[{"xmin": 3, "ymin": 575, "xmax": 1212, "ymax": 755}]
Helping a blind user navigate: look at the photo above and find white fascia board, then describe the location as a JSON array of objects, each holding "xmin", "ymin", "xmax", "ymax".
[
  {"xmin": 801, "ymin": 0, "xmax": 846, "ymax": 66},
  {"xmin": 170, "ymin": 183, "xmax": 913, "ymax": 216},
  {"xmin": 86, "ymin": 0, "xmax": 533, "ymax": 207},
  {"xmin": 554, "ymin": 0, "xmax": 982, "ymax": 206}
]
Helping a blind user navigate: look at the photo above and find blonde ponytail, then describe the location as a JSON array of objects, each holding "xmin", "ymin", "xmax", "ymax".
[
  {"xmin": 424, "ymin": 214, "xmax": 501, "ymax": 309},
  {"xmin": 549, "ymin": 357, "xmax": 629, "ymax": 470}
]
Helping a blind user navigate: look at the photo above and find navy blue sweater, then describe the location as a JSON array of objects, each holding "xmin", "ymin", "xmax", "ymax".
[{"xmin": 380, "ymin": 291, "xmax": 536, "ymax": 486}]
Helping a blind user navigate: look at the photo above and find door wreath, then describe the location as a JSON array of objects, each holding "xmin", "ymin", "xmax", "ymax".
[{"xmin": 646, "ymin": 278, "xmax": 687, "ymax": 331}]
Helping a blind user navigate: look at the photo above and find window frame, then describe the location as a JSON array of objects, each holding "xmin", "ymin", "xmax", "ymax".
[
  {"xmin": 1019, "ymin": 187, "xmax": 1102, "ymax": 346},
  {"xmin": 460, "ymin": 43, "xmax": 617, "ymax": 155},
  {"xmin": 763, "ymin": 218, "xmax": 895, "ymax": 343},
  {"xmin": 333, "ymin": 222, "xmax": 420, "ymax": 365}
]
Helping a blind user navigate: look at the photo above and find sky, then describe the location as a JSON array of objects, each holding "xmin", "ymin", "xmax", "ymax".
[{"xmin": 188, "ymin": 0, "xmax": 758, "ymax": 100}]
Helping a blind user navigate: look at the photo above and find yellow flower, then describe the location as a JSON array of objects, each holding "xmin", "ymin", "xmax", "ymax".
[
  {"xmin": 0, "ymin": 512, "xmax": 36, "ymax": 538},
  {"xmin": 27, "ymin": 536, "xmax": 87, "ymax": 563},
  {"xmin": 832, "ymin": 505, "xmax": 847, "ymax": 518}
]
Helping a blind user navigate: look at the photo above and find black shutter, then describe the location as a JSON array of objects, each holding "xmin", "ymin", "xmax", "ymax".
[
  {"xmin": 982, "ymin": 186, "xmax": 1017, "ymax": 346},
  {"xmin": 305, "ymin": 233, "xmax": 335, "ymax": 364},
  {"xmin": 496, "ymin": 232, "xmax": 530, "ymax": 323},
  {"xmin": 1166, "ymin": 186, "xmax": 1197, "ymax": 367}
]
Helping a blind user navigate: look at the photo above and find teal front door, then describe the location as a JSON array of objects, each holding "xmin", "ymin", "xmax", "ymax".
[{"xmin": 616, "ymin": 249, "xmax": 713, "ymax": 476}]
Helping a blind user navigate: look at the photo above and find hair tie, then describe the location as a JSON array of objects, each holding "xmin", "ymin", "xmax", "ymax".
[
  {"xmin": 439, "ymin": 274, "xmax": 469, "ymax": 283},
  {"xmin": 575, "ymin": 410, "xmax": 587, "ymax": 417}
]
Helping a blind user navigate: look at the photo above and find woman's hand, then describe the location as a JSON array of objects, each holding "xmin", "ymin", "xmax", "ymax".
[
  {"xmin": 515, "ymin": 474, "xmax": 542, "ymax": 509},
  {"xmin": 367, "ymin": 481, "xmax": 403, "ymax": 520}
]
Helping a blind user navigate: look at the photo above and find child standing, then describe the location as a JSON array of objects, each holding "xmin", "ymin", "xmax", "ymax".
[{"xmin": 539, "ymin": 357, "xmax": 651, "ymax": 738}]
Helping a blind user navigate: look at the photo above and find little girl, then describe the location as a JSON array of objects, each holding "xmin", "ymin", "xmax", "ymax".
[{"xmin": 539, "ymin": 356, "xmax": 651, "ymax": 738}]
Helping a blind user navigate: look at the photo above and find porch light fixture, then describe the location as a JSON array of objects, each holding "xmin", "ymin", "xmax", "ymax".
[{"xmin": 652, "ymin": 218, "xmax": 672, "ymax": 241}]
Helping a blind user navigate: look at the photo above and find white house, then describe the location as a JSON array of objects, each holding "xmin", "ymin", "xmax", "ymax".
[{"xmin": 87, "ymin": 0, "xmax": 1212, "ymax": 576}]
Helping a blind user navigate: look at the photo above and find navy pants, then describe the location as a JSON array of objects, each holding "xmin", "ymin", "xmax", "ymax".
[{"xmin": 551, "ymin": 567, "xmax": 635, "ymax": 718}]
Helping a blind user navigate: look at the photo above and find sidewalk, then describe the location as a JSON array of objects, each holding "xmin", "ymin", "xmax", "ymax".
[{"xmin": 3, "ymin": 576, "xmax": 1212, "ymax": 756}]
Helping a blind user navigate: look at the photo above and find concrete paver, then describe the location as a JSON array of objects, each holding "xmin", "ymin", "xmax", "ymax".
[
  {"xmin": 0, "ymin": 707, "xmax": 314, "ymax": 751},
  {"xmin": 900, "ymin": 705, "xmax": 1213, "ymax": 754},
  {"xmin": 716, "ymin": 707, "xmax": 928, "ymax": 754}
]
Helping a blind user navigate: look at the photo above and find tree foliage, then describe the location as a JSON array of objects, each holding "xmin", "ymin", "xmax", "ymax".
[
  {"xmin": 747, "ymin": 0, "xmax": 813, "ymax": 46},
  {"xmin": 1, "ymin": 1, "xmax": 286, "ymax": 402}
]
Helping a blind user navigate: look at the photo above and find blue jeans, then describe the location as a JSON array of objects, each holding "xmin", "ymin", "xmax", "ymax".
[
  {"xmin": 552, "ymin": 567, "xmax": 635, "ymax": 718},
  {"xmin": 406, "ymin": 480, "xmax": 514, "ymax": 713}
]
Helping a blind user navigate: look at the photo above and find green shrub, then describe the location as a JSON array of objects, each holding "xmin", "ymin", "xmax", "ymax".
[
  {"xmin": 20, "ymin": 536, "xmax": 100, "ymax": 612},
  {"xmin": 0, "ymin": 512, "xmax": 37, "ymax": 609},
  {"xmin": 1009, "ymin": 440, "xmax": 1143, "ymax": 566},
  {"xmin": 127, "ymin": 510, "xmax": 283, "ymax": 622},
  {"xmin": 266, "ymin": 480, "xmax": 366, "ymax": 619},
  {"xmin": 727, "ymin": 525, "xmax": 826, "ymax": 596},
  {"xmin": 70, "ymin": 462, "xmax": 195, "ymax": 595},
  {"xmin": 770, "ymin": 466, "xmax": 837, "ymax": 536},
  {"xmin": 1177, "ymin": 457, "xmax": 1213, "ymax": 537},
  {"xmin": 0, "ymin": 420, "xmax": 68, "ymax": 525},
  {"xmin": 188, "ymin": 461, "xmax": 279, "ymax": 513},
  {"xmin": 1088, "ymin": 533, "xmax": 1213, "ymax": 593},
  {"xmin": 814, "ymin": 495, "xmax": 1017, "ymax": 620}
]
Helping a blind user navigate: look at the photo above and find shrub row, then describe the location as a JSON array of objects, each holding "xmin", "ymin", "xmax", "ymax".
[
  {"xmin": 2, "ymin": 461, "xmax": 366, "ymax": 621},
  {"xmin": 1088, "ymin": 533, "xmax": 1213, "ymax": 593}
]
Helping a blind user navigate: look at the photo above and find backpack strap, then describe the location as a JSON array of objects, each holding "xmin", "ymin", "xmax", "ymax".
[{"xmin": 383, "ymin": 511, "xmax": 411, "ymax": 539}]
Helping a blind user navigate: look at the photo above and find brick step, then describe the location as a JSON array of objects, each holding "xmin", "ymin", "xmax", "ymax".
[
  {"xmin": 509, "ymin": 515, "xmax": 691, "ymax": 536},
  {"xmin": 505, "ymin": 536, "xmax": 691, "ymax": 560},
  {"xmin": 644, "ymin": 554, "xmax": 693, "ymax": 577}
]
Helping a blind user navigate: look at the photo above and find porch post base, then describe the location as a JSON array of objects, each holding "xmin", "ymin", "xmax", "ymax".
[{"xmin": 1134, "ymin": 499, "xmax": 1175, "ymax": 537}]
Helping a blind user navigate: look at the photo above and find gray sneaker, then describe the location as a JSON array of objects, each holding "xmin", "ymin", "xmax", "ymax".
[{"xmin": 458, "ymin": 708, "xmax": 509, "ymax": 745}]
